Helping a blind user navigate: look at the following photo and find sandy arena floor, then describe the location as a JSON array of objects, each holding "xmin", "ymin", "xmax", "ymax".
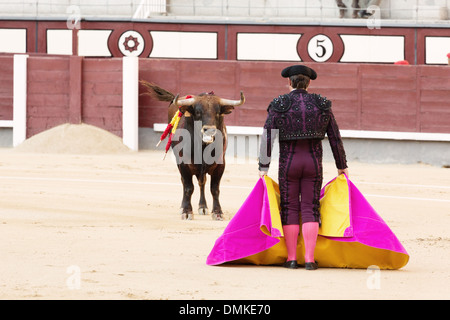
[{"xmin": 0, "ymin": 148, "xmax": 449, "ymax": 300}]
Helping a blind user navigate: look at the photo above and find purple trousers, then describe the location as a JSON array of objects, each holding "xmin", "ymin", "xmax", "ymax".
[{"xmin": 278, "ymin": 139, "xmax": 323, "ymax": 225}]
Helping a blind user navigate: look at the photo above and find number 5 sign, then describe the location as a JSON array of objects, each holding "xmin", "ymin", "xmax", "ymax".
[
  {"xmin": 297, "ymin": 31, "xmax": 344, "ymax": 63},
  {"xmin": 307, "ymin": 34, "xmax": 333, "ymax": 62}
]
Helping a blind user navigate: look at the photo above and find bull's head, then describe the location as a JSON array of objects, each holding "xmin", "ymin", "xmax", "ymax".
[{"xmin": 172, "ymin": 91, "xmax": 245, "ymax": 144}]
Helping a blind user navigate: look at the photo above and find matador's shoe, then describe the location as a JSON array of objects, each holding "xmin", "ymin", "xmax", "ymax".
[
  {"xmin": 283, "ymin": 260, "xmax": 299, "ymax": 269},
  {"xmin": 304, "ymin": 262, "xmax": 318, "ymax": 270}
]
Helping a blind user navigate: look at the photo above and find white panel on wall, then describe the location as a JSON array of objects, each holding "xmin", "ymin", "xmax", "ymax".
[
  {"xmin": 47, "ymin": 29, "xmax": 73, "ymax": 55},
  {"xmin": 149, "ymin": 31, "xmax": 217, "ymax": 59},
  {"xmin": 425, "ymin": 36, "xmax": 450, "ymax": 64},
  {"xmin": 13, "ymin": 54, "xmax": 28, "ymax": 147},
  {"xmin": 77, "ymin": 30, "xmax": 112, "ymax": 57},
  {"xmin": 122, "ymin": 56, "xmax": 139, "ymax": 151},
  {"xmin": 340, "ymin": 35, "xmax": 405, "ymax": 63},
  {"xmin": 0, "ymin": 29, "xmax": 26, "ymax": 53},
  {"xmin": 237, "ymin": 33, "xmax": 301, "ymax": 61}
]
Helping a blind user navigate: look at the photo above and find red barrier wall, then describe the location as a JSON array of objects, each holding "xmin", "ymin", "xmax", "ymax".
[
  {"xmin": 24, "ymin": 56, "xmax": 123, "ymax": 138},
  {"xmin": 139, "ymin": 59, "xmax": 450, "ymax": 134},
  {"xmin": 26, "ymin": 55, "xmax": 70, "ymax": 137},
  {"xmin": 0, "ymin": 55, "xmax": 13, "ymax": 121},
  {"xmin": 82, "ymin": 58, "xmax": 123, "ymax": 137},
  {"xmin": 0, "ymin": 55, "xmax": 449, "ymax": 139}
]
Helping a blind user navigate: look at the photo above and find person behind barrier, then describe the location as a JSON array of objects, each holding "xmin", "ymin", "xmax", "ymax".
[
  {"xmin": 358, "ymin": 0, "xmax": 383, "ymax": 18},
  {"xmin": 258, "ymin": 65, "xmax": 349, "ymax": 270},
  {"xmin": 335, "ymin": 0, "xmax": 360, "ymax": 18},
  {"xmin": 336, "ymin": 0, "xmax": 383, "ymax": 19}
]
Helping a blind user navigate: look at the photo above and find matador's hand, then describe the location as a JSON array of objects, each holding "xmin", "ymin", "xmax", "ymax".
[{"xmin": 338, "ymin": 168, "xmax": 349, "ymax": 177}]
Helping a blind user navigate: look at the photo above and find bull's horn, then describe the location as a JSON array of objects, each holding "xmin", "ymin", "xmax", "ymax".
[
  {"xmin": 218, "ymin": 91, "xmax": 245, "ymax": 106},
  {"xmin": 173, "ymin": 94, "xmax": 196, "ymax": 106}
]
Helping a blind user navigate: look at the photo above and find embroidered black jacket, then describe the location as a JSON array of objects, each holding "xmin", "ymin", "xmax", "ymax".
[{"xmin": 259, "ymin": 89, "xmax": 347, "ymax": 170}]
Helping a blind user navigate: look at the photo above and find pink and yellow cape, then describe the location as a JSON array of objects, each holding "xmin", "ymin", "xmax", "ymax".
[{"xmin": 206, "ymin": 175, "xmax": 409, "ymax": 269}]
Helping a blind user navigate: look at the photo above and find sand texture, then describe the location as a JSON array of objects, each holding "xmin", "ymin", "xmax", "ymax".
[{"xmin": 0, "ymin": 125, "xmax": 449, "ymax": 300}]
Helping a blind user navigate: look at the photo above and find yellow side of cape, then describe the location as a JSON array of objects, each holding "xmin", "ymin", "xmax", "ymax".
[
  {"xmin": 260, "ymin": 176, "xmax": 284, "ymax": 237},
  {"xmin": 319, "ymin": 174, "xmax": 352, "ymax": 237}
]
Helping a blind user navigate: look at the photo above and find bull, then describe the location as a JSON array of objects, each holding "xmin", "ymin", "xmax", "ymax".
[{"xmin": 141, "ymin": 81, "xmax": 245, "ymax": 220}]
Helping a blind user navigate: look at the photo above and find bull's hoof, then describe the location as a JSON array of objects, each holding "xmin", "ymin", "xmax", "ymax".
[
  {"xmin": 181, "ymin": 212, "xmax": 194, "ymax": 220},
  {"xmin": 198, "ymin": 207, "xmax": 209, "ymax": 215},
  {"xmin": 211, "ymin": 212, "xmax": 224, "ymax": 221},
  {"xmin": 180, "ymin": 208, "xmax": 194, "ymax": 220}
]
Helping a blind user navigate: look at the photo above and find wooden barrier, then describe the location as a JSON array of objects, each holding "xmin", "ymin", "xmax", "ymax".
[
  {"xmin": 0, "ymin": 55, "xmax": 449, "ymax": 149},
  {"xmin": 82, "ymin": 58, "xmax": 123, "ymax": 137},
  {"xmin": 0, "ymin": 55, "xmax": 14, "ymax": 130},
  {"xmin": 139, "ymin": 59, "xmax": 450, "ymax": 134}
]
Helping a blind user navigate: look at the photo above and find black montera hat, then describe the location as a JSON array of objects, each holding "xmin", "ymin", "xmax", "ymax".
[{"xmin": 281, "ymin": 65, "xmax": 317, "ymax": 80}]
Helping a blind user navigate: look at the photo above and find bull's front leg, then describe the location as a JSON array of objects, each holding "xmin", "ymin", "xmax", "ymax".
[
  {"xmin": 179, "ymin": 166, "xmax": 194, "ymax": 220},
  {"xmin": 210, "ymin": 164, "xmax": 225, "ymax": 221},
  {"xmin": 197, "ymin": 173, "xmax": 209, "ymax": 215}
]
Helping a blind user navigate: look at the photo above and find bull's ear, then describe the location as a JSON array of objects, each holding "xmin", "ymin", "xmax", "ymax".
[
  {"xmin": 221, "ymin": 105, "xmax": 235, "ymax": 114},
  {"xmin": 179, "ymin": 105, "xmax": 194, "ymax": 115}
]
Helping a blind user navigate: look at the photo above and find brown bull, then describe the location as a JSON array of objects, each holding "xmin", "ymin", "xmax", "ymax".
[{"xmin": 141, "ymin": 81, "xmax": 245, "ymax": 220}]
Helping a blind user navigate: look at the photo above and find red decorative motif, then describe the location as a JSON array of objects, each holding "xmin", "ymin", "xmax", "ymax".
[{"xmin": 123, "ymin": 35, "xmax": 139, "ymax": 53}]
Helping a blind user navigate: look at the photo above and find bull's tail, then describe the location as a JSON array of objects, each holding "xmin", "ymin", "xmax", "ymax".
[{"xmin": 140, "ymin": 80, "xmax": 175, "ymax": 103}]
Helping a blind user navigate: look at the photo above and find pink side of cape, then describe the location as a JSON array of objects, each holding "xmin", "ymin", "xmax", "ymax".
[
  {"xmin": 322, "ymin": 178, "xmax": 409, "ymax": 256},
  {"xmin": 206, "ymin": 179, "xmax": 280, "ymax": 266}
]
